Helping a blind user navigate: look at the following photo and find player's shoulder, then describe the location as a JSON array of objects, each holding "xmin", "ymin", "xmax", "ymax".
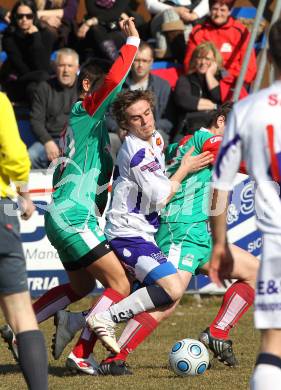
[
  {"xmin": 194, "ymin": 128, "xmax": 212, "ymax": 139},
  {"xmin": 233, "ymin": 83, "xmax": 281, "ymax": 122},
  {"xmin": 122, "ymin": 134, "xmax": 147, "ymax": 168},
  {"xmin": 193, "ymin": 128, "xmax": 214, "ymax": 146}
]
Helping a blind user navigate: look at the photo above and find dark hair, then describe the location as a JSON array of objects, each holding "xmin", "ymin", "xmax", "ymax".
[
  {"xmin": 112, "ymin": 90, "xmax": 156, "ymax": 129},
  {"xmin": 209, "ymin": 0, "xmax": 235, "ymax": 10},
  {"xmin": 268, "ymin": 19, "xmax": 281, "ymax": 70},
  {"xmin": 138, "ymin": 40, "xmax": 154, "ymax": 58},
  {"xmin": 77, "ymin": 58, "xmax": 112, "ymax": 95},
  {"xmin": 206, "ymin": 101, "xmax": 233, "ymax": 128},
  {"xmin": 10, "ymin": 0, "xmax": 39, "ymax": 30}
]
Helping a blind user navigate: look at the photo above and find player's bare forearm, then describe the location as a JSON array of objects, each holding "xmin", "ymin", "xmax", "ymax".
[
  {"xmin": 209, "ymin": 188, "xmax": 229, "ymax": 246},
  {"xmin": 209, "ymin": 188, "xmax": 230, "ymax": 286}
]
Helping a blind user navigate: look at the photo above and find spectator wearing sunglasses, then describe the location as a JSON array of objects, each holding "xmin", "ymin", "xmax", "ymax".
[{"xmin": 0, "ymin": 0, "xmax": 56, "ymax": 104}]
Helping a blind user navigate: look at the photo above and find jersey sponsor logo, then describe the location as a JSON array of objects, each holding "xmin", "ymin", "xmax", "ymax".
[
  {"xmin": 256, "ymin": 302, "xmax": 281, "ymax": 311},
  {"xmin": 140, "ymin": 160, "xmax": 161, "ymax": 172},
  {"xmin": 151, "ymin": 251, "xmax": 166, "ymax": 262},
  {"xmin": 210, "ymin": 136, "xmax": 222, "ymax": 144},
  {"xmin": 181, "ymin": 253, "xmax": 194, "ymax": 267},
  {"xmin": 123, "ymin": 248, "xmax": 132, "ymax": 257},
  {"xmin": 257, "ymin": 280, "xmax": 279, "ymax": 295},
  {"xmin": 220, "ymin": 43, "xmax": 232, "ymax": 52}
]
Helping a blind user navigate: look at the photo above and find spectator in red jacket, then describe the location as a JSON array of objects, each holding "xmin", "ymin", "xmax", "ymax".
[{"xmin": 183, "ymin": 0, "xmax": 257, "ymax": 100}]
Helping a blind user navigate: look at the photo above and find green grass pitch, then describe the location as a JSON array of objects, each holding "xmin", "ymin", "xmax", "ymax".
[{"xmin": 0, "ymin": 295, "xmax": 259, "ymax": 390}]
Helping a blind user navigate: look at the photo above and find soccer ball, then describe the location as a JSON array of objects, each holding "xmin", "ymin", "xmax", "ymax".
[{"xmin": 169, "ymin": 338, "xmax": 209, "ymax": 376}]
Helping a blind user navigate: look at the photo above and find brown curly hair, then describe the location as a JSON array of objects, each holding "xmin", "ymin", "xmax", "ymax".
[{"xmin": 111, "ymin": 90, "xmax": 156, "ymax": 129}]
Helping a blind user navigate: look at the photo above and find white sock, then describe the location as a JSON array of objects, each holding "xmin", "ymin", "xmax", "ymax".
[{"xmin": 251, "ymin": 364, "xmax": 281, "ymax": 390}]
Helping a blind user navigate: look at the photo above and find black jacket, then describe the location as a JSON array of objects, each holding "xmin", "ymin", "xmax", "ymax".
[
  {"xmin": 1, "ymin": 27, "xmax": 55, "ymax": 79},
  {"xmin": 30, "ymin": 78, "xmax": 78, "ymax": 144},
  {"xmin": 173, "ymin": 72, "xmax": 221, "ymax": 132}
]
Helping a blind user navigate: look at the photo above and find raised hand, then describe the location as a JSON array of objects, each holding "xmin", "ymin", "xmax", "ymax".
[{"xmin": 119, "ymin": 17, "xmax": 139, "ymax": 39}]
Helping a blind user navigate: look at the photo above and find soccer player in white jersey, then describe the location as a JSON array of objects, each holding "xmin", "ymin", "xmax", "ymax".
[
  {"xmin": 209, "ymin": 20, "xmax": 281, "ymax": 390},
  {"xmin": 84, "ymin": 89, "xmax": 213, "ymax": 356}
]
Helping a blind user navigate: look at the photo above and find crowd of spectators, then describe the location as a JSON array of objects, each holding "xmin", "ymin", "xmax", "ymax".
[{"xmin": 0, "ymin": 0, "xmax": 261, "ymax": 167}]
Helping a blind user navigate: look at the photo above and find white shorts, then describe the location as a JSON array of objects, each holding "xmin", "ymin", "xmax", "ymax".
[{"xmin": 255, "ymin": 233, "xmax": 281, "ymax": 329}]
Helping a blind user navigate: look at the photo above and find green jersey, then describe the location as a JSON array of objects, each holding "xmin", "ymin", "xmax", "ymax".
[
  {"xmin": 49, "ymin": 42, "xmax": 139, "ymax": 229},
  {"xmin": 161, "ymin": 128, "xmax": 222, "ymax": 223}
]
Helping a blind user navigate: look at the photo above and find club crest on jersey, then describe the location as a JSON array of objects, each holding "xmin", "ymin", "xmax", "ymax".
[
  {"xmin": 140, "ymin": 160, "xmax": 161, "ymax": 172},
  {"xmin": 210, "ymin": 136, "xmax": 222, "ymax": 143}
]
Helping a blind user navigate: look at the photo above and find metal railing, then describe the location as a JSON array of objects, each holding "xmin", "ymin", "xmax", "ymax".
[
  {"xmin": 252, "ymin": 0, "xmax": 281, "ymax": 92},
  {"xmin": 232, "ymin": 0, "xmax": 267, "ymax": 101}
]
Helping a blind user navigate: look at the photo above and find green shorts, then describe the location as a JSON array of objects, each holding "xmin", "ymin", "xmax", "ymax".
[
  {"xmin": 44, "ymin": 206, "xmax": 110, "ymax": 270},
  {"xmin": 155, "ymin": 220, "xmax": 212, "ymax": 275}
]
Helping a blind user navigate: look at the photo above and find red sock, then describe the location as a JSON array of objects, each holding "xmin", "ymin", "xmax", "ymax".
[
  {"xmin": 209, "ymin": 281, "xmax": 255, "ymax": 339},
  {"xmin": 33, "ymin": 283, "xmax": 82, "ymax": 323},
  {"xmin": 104, "ymin": 312, "xmax": 159, "ymax": 363},
  {"xmin": 71, "ymin": 288, "xmax": 125, "ymax": 359}
]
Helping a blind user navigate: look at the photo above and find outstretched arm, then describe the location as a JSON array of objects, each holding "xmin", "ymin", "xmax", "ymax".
[{"xmin": 83, "ymin": 18, "xmax": 140, "ymax": 117}]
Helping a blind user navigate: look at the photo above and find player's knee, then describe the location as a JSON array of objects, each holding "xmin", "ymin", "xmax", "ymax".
[
  {"xmin": 106, "ymin": 278, "xmax": 131, "ymax": 297},
  {"xmin": 149, "ymin": 283, "xmax": 182, "ymax": 305},
  {"xmin": 239, "ymin": 256, "xmax": 259, "ymax": 287},
  {"xmin": 157, "ymin": 274, "xmax": 184, "ymax": 302},
  {"xmin": 164, "ymin": 284, "xmax": 183, "ymax": 302}
]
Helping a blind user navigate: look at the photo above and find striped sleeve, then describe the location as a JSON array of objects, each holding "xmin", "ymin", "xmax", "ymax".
[{"xmin": 83, "ymin": 37, "xmax": 140, "ymax": 117}]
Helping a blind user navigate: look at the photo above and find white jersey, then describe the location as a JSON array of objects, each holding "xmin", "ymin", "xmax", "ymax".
[
  {"xmin": 212, "ymin": 80, "xmax": 281, "ymax": 234},
  {"xmin": 105, "ymin": 131, "xmax": 171, "ymax": 241}
]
